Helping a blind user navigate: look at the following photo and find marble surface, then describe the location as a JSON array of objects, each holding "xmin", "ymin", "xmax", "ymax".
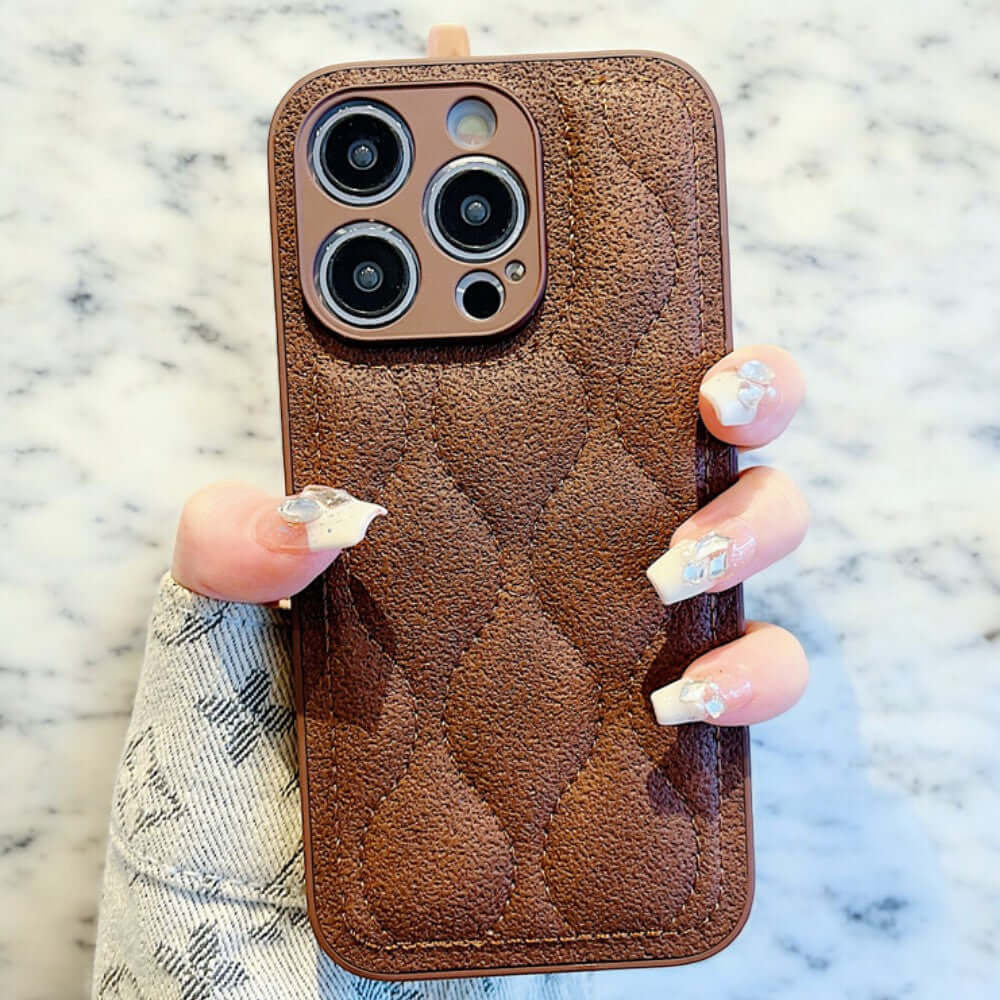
[{"xmin": 2, "ymin": 1, "xmax": 999, "ymax": 997}]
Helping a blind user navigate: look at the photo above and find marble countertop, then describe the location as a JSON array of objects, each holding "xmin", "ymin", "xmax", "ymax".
[{"xmin": 2, "ymin": 1, "xmax": 998, "ymax": 997}]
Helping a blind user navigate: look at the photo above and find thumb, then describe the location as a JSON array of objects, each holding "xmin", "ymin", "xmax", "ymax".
[{"xmin": 171, "ymin": 481, "xmax": 386, "ymax": 604}]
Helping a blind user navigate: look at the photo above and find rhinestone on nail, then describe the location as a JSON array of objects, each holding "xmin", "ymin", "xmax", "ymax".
[
  {"xmin": 278, "ymin": 495, "xmax": 323, "ymax": 523},
  {"xmin": 703, "ymin": 693, "xmax": 726, "ymax": 718},
  {"xmin": 278, "ymin": 485, "xmax": 353, "ymax": 524},
  {"xmin": 737, "ymin": 359, "xmax": 775, "ymax": 384},
  {"xmin": 736, "ymin": 380, "xmax": 766, "ymax": 408},
  {"xmin": 679, "ymin": 679, "xmax": 727, "ymax": 719},
  {"xmin": 681, "ymin": 531, "xmax": 732, "ymax": 586}
]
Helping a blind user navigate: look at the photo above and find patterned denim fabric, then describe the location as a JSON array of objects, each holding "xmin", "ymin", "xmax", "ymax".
[{"xmin": 93, "ymin": 574, "xmax": 593, "ymax": 1000}]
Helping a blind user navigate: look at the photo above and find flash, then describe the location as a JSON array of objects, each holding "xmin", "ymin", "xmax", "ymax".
[{"xmin": 446, "ymin": 98, "xmax": 497, "ymax": 149}]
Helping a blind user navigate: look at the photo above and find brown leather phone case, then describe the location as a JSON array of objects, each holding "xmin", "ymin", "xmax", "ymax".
[{"xmin": 270, "ymin": 50, "xmax": 752, "ymax": 980}]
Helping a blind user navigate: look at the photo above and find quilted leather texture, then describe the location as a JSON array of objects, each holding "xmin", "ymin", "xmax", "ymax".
[{"xmin": 270, "ymin": 53, "xmax": 752, "ymax": 978}]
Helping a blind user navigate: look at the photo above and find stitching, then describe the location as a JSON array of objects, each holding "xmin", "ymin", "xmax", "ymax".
[
  {"xmin": 532, "ymin": 80, "xmax": 602, "ymax": 924},
  {"xmin": 425, "ymin": 362, "xmax": 517, "ymax": 927},
  {"xmin": 348, "ymin": 549, "xmax": 420, "ymax": 945},
  {"xmin": 341, "ymin": 367, "xmax": 421, "ymax": 946},
  {"xmin": 332, "ymin": 924, "xmax": 721, "ymax": 953},
  {"xmin": 345, "ymin": 366, "xmax": 516, "ymax": 949}
]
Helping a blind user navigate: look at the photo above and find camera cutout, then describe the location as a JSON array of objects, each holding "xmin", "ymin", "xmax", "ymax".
[
  {"xmin": 446, "ymin": 98, "xmax": 497, "ymax": 149},
  {"xmin": 456, "ymin": 271, "xmax": 505, "ymax": 320},
  {"xmin": 316, "ymin": 222, "xmax": 419, "ymax": 326},
  {"xmin": 292, "ymin": 82, "xmax": 546, "ymax": 342},
  {"xmin": 425, "ymin": 156, "xmax": 527, "ymax": 262},
  {"xmin": 310, "ymin": 100, "xmax": 413, "ymax": 205}
]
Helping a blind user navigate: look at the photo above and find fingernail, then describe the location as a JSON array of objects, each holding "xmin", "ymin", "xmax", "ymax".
[
  {"xmin": 646, "ymin": 518, "xmax": 755, "ymax": 606},
  {"xmin": 650, "ymin": 663, "xmax": 753, "ymax": 726},
  {"xmin": 254, "ymin": 485, "xmax": 386, "ymax": 553},
  {"xmin": 701, "ymin": 359, "xmax": 777, "ymax": 427}
]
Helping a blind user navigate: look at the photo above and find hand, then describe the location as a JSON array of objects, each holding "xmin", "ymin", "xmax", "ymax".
[
  {"xmin": 172, "ymin": 20, "xmax": 809, "ymax": 730},
  {"xmin": 173, "ymin": 345, "xmax": 808, "ymax": 730},
  {"xmin": 644, "ymin": 344, "xmax": 809, "ymax": 726}
]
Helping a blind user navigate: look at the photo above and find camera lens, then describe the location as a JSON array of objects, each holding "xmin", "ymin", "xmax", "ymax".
[
  {"xmin": 347, "ymin": 139, "xmax": 377, "ymax": 171},
  {"xmin": 425, "ymin": 156, "xmax": 527, "ymax": 261},
  {"xmin": 316, "ymin": 222, "xmax": 419, "ymax": 327},
  {"xmin": 311, "ymin": 101, "xmax": 412, "ymax": 205},
  {"xmin": 460, "ymin": 195, "xmax": 490, "ymax": 225}
]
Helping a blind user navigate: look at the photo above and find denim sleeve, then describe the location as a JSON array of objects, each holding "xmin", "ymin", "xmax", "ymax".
[{"xmin": 93, "ymin": 573, "xmax": 592, "ymax": 1000}]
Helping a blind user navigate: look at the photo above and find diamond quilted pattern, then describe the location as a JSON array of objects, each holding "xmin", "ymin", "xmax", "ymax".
[
  {"xmin": 346, "ymin": 449, "xmax": 501, "ymax": 710},
  {"xmin": 444, "ymin": 589, "xmax": 599, "ymax": 840},
  {"xmin": 284, "ymin": 352, "xmax": 407, "ymax": 498},
  {"xmin": 530, "ymin": 432, "xmax": 675, "ymax": 673},
  {"xmin": 362, "ymin": 738, "xmax": 515, "ymax": 940},
  {"xmin": 542, "ymin": 723, "xmax": 700, "ymax": 933},
  {"xmin": 541, "ymin": 85, "xmax": 675, "ymax": 383},
  {"xmin": 432, "ymin": 344, "xmax": 587, "ymax": 544}
]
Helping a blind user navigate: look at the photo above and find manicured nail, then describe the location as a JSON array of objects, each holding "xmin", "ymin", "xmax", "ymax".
[
  {"xmin": 650, "ymin": 664, "xmax": 752, "ymax": 726},
  {"xmin": 701, "ymin": 359, "xmax": 777, "ymax": 426},
  {"xmin": 255, "ymin": 485, "xmax": 386, "ymax": 553},
  {"xmin": 646, "ymin": 518, "xmax": 755, "ymax": 606}
]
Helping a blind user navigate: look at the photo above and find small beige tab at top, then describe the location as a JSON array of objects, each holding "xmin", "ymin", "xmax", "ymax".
[{"xmin": 426, "ymin": 24, "xmax": 471, "ymax": 59}]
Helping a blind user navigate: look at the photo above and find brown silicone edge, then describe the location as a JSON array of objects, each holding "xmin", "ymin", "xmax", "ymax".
[{"xmin": 269, "ymin": 48, "xmax": 754, "ymax": 980}]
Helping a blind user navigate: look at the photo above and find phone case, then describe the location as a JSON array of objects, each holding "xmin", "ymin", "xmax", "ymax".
[{"xmin": 269, "ymin": 50, "xmax": 752, "ymax": 980}]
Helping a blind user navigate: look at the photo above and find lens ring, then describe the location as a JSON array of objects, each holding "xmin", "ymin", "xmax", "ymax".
[
  {"xmin": 316, "ymin": 222, "xmax": 419, "ymax": 327},
  {"xmin": 456, "ymin": 270, "xmax": 505, "ymax": 320},
  {"xmin": 311, "ymin": 101, "xmax": 413, "ymax": 205},
  {"xmin": 424, "ymin": 156, "xmax": 527, "ymax": 262}
]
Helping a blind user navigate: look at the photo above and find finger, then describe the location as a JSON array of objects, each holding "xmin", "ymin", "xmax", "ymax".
[
  {"xmin": 426, "ymin": 24, "xmax": 470, "ymax": 58},
  {"xmin": 699, "ymin": 345, "xmax": 805, "ymax": 448},
  {"xmin": 171, "ymin": 481, "xmax": 385, "ymax": 604},
  {"xmin": 651, "ymin": 621, "xmax": 808, "ymax": 726},
  {"xmin": 646, "ymin": 465, "xmax": 808, "ymax": 606}
]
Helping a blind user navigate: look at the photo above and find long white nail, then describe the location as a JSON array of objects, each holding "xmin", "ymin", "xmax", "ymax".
[
  {"xmin": 701, "ymin": 359, "xmax": 777, "ymax": 426},
  {"xmin": 646, "ymin": 530, "xmax": 735, "ymax": 606},
  {"xmin": 256, "ymin": 485, "xmax": 386, "ymax": 553},
  {"xmin": 650, "ymin": 673, "xmax": 751, "ymax": 726}
]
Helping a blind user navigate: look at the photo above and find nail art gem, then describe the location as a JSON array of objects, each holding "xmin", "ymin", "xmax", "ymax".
[
  {"xmin": 679, "ymin": 679, "xmax": 726, "ymax": 719},
  {"xmin": 737, "ymin": 358, "xmax": 775, "ymax": 383},
  {"xmin": 265, "ymin": 485, "xmax": 386, "ymax": 552},
  {"xmin": 701, "ymin": 359, "xmax": 777, "ymax": 426},
  {"xmin": 650, "ymin": 671, "xmax": 753, "ymax": 726},
  {"xmin": 646, "ymin": 530, "xmax": 734, "ymax": 606},
  {"xmin": 680, "ymin": 531, "xmax": 731, "ymax": 585},
  {"xmin": 278, "ymin": 486, "xmax": 353, "ymax": 524}
]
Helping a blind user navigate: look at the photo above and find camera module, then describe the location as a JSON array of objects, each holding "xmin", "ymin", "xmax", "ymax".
[
  {"xmin": 316, "ymin": 222, "xmax": 419, "ymax": 327},
  {"xmin": 311, "ymin": 100, "xmax": 413, "ymax": 205}
]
